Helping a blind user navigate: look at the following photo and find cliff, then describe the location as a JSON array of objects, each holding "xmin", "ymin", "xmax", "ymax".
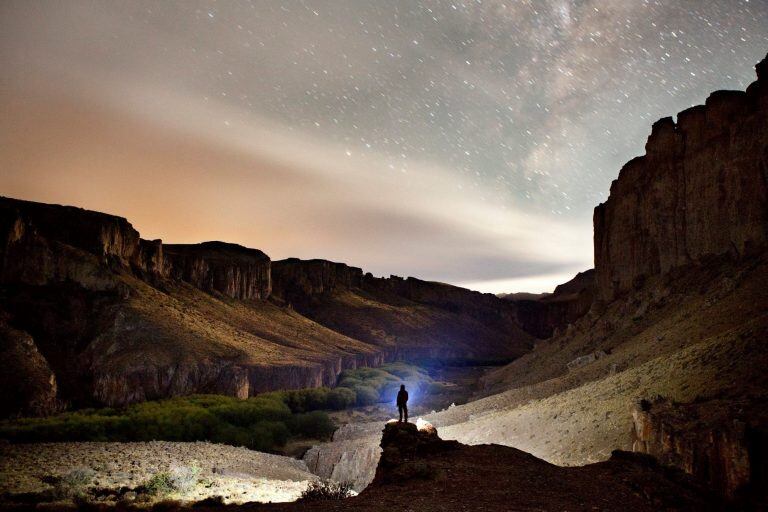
[
  {"xmin": 632, "ymin": 396, "xmax": 768, "ymax": 505},
  {"xmin": 507, "ymin": 269, "xmax": 595, "ymax": 338},
  {"xmin": 271, "ymin": 258, "xmax": 363, "ymax": 301},
  {"xmin": 272, "ymin": 258, "xmax": 534, "ymax": 363},
  {"xmin": 0, "ymin": 196, "xmax": 533, "ymax": 414},
  {"xmin": 0, "ymin": 319, "xmax": 59, "ymax": 417},
  {"xmin": 594, "ymin": 54, "xmax": 768, "ymax": 300},
  {"xmin": 164, "ymin": 242, "xmax": 271, "ymax": 300}
]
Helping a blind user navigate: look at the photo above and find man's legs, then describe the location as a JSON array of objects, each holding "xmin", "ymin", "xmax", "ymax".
[
  {"xmin": 403, "ymin": 405, "xmax": 408, "ymax": 423},
  {"xmin": 398, "ymin": 405, "xmax": 403, "ymax": 422}
]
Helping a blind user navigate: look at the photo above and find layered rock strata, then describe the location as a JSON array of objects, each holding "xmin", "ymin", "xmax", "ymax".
[
  {"xmin": 594, "ymin": 54, "xmax": 768, "ymax": 300},
  {"xmin": 0, "ymin": 196, "xmax": 532, "ymax": 414}
]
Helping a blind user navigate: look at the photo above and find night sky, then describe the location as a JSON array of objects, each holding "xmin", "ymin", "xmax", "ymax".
[{"xmin": 2, "ymin": 1, "xmax": 767, "ymax": 292}]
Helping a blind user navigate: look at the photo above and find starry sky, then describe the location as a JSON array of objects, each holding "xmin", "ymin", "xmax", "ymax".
[{"xmin": 1, "ymin": 1, "xmax": 767, "ymax": 293}]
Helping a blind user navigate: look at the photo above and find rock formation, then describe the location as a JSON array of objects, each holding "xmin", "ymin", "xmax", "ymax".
[
  {"xmin": 594, "ymin": 54, "xmax": 768, "ymax": 300},
  {"xmin": 0, "ymin": 195, "xmax": 533, "ymax": 415},
  {"xmin": 272, "ymin": 258, "xmax": 534, "ymax": 364},
  {"xmin": 632, "ymin": 397, "xmax": 767, "ymax": 505},
  {"xmin": 505, "ymin": 269, "xmax": 595, "ymax": 338},
  {"xmin": 0, "ymin": 319, "xmax": 59, "ymax": 417},
  {"xmin": 244, "ymin": 422, "xmax": 714, "ymax": 511},
  {"xmin": 164, "ymin": 242, "xmax": 271, "ymax": 300},
  {"xmin": 271, "ymin": 258, "xmax": 363, "ymax": 300}
]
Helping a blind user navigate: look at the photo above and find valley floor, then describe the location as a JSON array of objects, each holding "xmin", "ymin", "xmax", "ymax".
[{"xmin": 0, "ymin": 441, "xmax": 316, "ymax": 506}]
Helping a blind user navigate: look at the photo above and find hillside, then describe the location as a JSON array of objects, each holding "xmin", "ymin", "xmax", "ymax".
[{"xmin": 0, "ymin": 198, "xmax": 533, "ymax": 415}]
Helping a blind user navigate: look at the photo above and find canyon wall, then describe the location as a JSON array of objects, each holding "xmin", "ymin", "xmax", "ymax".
[
  {"xmin": 632, "ymin": 397, "xmax": 767, "ymax": 504},
  {"xmin": 0, "ymin": 320, "xmax": 60, "ymax": 417},
  {"xmin": 594, "ymin": 54, "xmax": 768, "ymax": 300},
  {"xmin": 164, "ymin": 242, "xmax": 271, "ymax": 300},
  {"xmin": 507, "ymin": 269, "xmax": 595, "ymax": 339},
  {"xmin": 0, "ymin": 196, "xmax": 533, "ymax": 414},
  {"xmin": 271, "ymin": 258, "xmax": 363, "ymax": 301}
]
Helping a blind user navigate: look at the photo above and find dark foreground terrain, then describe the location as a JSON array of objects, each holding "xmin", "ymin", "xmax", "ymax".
[{"xmin": 273, "ymin": 423, "xmax": 714, "ymax": 512}]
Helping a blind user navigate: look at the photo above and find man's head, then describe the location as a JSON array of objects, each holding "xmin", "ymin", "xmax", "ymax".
[{"xmin": 400, "ymin": 384, "xmax": 405, "ymax": 391}]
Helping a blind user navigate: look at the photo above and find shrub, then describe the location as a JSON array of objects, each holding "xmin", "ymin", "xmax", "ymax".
[
  {"xmin": 351, "ymin": 385, "xmax": 379, "ymax": 406},
  {"xmin": 168, "ymin": 464, "xmax": 201, "ymax": 494},
  {"xmin": 289, "ymin": 411, "xmax": 336, "ymax": 439},
  {"xmin": 327, "ymin": 387, "xmax": 356, "ymax": 410},
  {"xmin": 145, "ymin": 471, "xmax": 175, "ymax": 496},
  {"xmin": 48, "ymin": 467, "xmax": 95, "ymax": 499},
  {"xmin": 299, "ymin": 480, "xmax": 353, "ymax": 501}
]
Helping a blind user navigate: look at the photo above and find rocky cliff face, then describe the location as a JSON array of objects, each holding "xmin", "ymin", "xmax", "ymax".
[
  {"xmin": 0, "ymin": 320, "xmax": 60, "ymax": 417},
  {"xmin": 270, "ymin": 257, "xmax": 534, "ymax": 364},
  {"xmin": 507, "ymin": 269, "xmax": 595, "ymax": 339},
  {"xmin": 271, "ymin": 258, "xmax": 363, "ymax": 302},
  {"xmin": 164, "ymin": 242, "xmax": 271, "ymax": 300},
  {"xmin": 594, "ymin": 54, "xmax": 768, "ymax": 300},
  {"xmin": 0, "ymin": 198, "xmax": 162, "ymax": 279},
  {"xmin": 632, "ymin": 397, "xmax": 767, "ymax": 504}
]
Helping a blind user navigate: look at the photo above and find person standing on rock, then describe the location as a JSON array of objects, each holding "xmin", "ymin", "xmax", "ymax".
[{"xmin": 397, "ymin": 384, "xmax": 409, "ymax": 423}]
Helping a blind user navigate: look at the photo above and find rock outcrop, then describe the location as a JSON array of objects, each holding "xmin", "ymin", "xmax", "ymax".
[
  {"xmin": 594, "ymin": 54, "xmax": 768, "ymax": 300},
  {"xmin": 271, "ymin": 258, "xmax": 363, "ymax": 301},
  {"xmin": 0, "ymin": 320, "xmax": 60, "ymax": 417},
  {"xmin": 506, "ymin": 269, "xmax": 595, "ymax": 338},
  {"xmin": 256, "ymin": 422, "xmax": 714, "ymax": 511},
  {"xmin": 631, "ymin": 396, "xmax": 768, "ymax": 505},
  {"xmin": 164, "ymin": 242, "xmax": 271, "ymax": 300}
]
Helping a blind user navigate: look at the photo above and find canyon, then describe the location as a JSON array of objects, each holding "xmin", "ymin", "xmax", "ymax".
[
  {"xmin": 293, "ymin": 53, "xmax": 768, "ymax": 508},
  {"xmin": 0, "ymin": 49, "xmax": 766, "ymax": 511},
  {"xmin": 0, "ymin": 197, "xmax": 536, "ymax": 415}
]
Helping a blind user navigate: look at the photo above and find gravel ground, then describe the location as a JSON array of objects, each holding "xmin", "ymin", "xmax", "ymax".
[{"xmin": 0, "ymin": 440, "xmax": 317, "ymax": 505}]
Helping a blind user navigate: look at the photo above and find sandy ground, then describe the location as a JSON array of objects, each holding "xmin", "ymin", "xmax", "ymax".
[{"xmin": 0, "ymin": 441, "xmax": 316, "ymax": 505}]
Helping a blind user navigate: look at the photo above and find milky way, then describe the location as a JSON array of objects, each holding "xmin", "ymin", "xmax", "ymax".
[{"xmin": 1, "ymin": 1, "xmax": 767, "ymax": 292}]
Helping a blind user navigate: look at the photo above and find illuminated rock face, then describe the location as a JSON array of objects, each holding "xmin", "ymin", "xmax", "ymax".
[
  {"xmin": 631, "ymin": 397, "xmax": 767, "ymax": 502},
  {"xmin": 594, "ymin": 53, "xmax": 768, "ymax": 300}
]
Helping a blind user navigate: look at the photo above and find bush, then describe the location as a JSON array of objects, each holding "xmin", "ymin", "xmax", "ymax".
[
  {"xmin": 299, "ymin": 480, "xmax": 353, "ymax": 501},
  {"xmin": 145, "ymin": 472, "xmax": 175, "ymax": 496},
  {"xmin": 168, "ymin": 464, "xmax": 201, "ymax": 494},
  {"xmin": 47, "ymin": 467, "xmax": 95, "ymax": 499},
  {"xmin": 0, "ymin": 393, "xmax": 336, "ymax": 454},
  {"xmin": 326, "ymin": 387, "xmax": 356, "ymax": 410},
  {"xmin": 335, "ymin": 363, "xmax": 435, "ymax": 405},
  {"xmin": 351, "ymin": 385, "xmax": 379, "ymax": 406},
  {"xmin": 289, "ymin": 411, "xmax": 336, "ymax": 439}
]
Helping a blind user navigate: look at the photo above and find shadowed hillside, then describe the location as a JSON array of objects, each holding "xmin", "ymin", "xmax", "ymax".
[{"xmin": 0, "ymin": 198, "xmax": 533, "ymax": 414}]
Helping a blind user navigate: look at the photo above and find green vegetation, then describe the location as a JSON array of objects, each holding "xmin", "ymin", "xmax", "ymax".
[
  {"xmin": 0, "ymin": 363, "xmax": 456, "ymax": 451},
  {"xmin": 336, "ymin": 362, "xmax": 434, "ymax": 405},
  {"xmin": 144, "ymin": 471, "xmax": 175, "ymax": 497},
  {"xmin": 0, "ymin": 392, "xmax": 339, "ymax": 453}
]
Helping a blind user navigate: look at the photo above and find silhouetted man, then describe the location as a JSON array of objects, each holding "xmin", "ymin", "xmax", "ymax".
[{"xmin": 396, "ymin": 384, "xmax": 408, "ymax": 423}]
